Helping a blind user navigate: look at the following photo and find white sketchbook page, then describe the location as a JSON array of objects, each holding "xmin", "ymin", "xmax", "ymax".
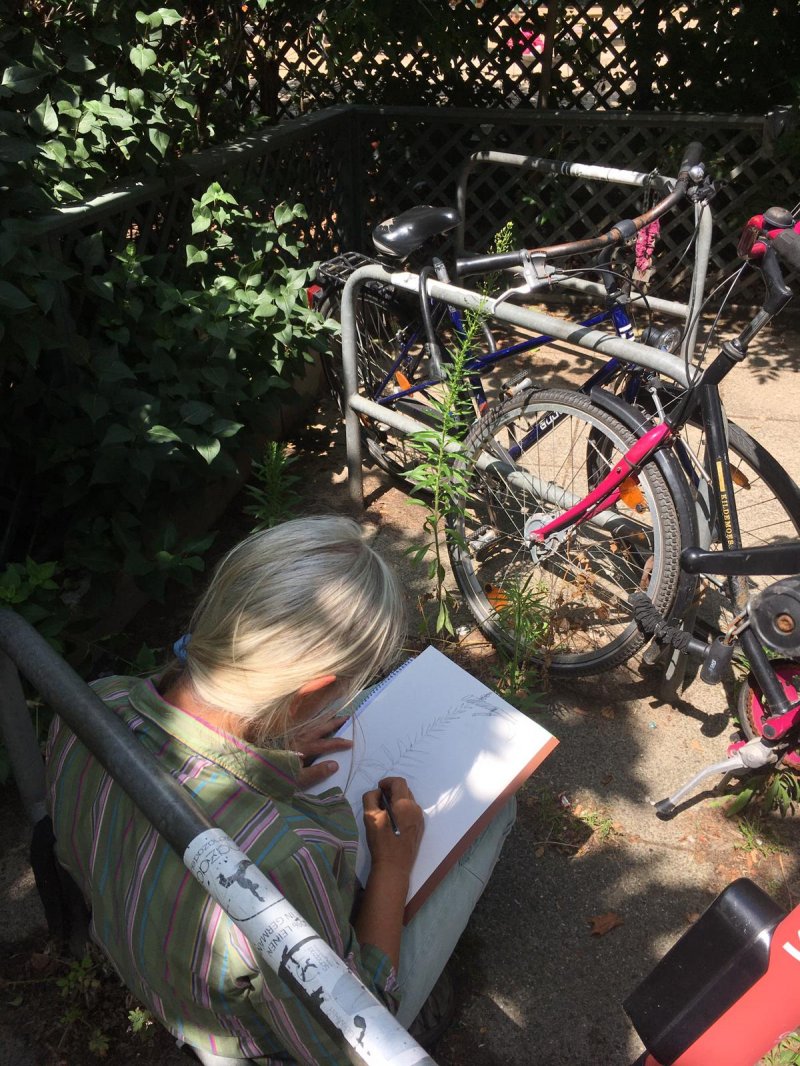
[{"xmin": 307, "ymin": 646, "xmax": 557, "ymax": 904}]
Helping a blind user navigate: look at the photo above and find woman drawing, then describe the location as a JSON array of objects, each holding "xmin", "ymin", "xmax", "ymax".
[{"xmin": 46, "ymin": 515, "xmax": 515, "ymax": 1064}]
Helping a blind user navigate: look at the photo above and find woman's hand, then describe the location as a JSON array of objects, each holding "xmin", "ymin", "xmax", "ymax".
[
  {"xmin": 354, "ymin": 778, "xmax": 424, "ymax": 968},
  {"xmin": 293, "ymin": 713, "xmax": 353, "ymax": 790},
  {"xmin": 362, "ymin": 776, "xmax": 424, "ymax": 877}
]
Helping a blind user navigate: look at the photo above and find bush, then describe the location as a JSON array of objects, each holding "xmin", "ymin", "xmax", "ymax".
[
  {"xmin": 0, "ymin": 180, "xmax": 332, "ymax": 636},
  {"xmin": 0, "ymin": 4, "xmax": 335, "ymax": 643}
]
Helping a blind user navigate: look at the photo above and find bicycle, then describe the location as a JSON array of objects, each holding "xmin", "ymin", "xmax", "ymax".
[
  {"xmin": 315, "ymin": 149, "xmax": 705, "ymax": 478},
  {"xmin": 444, "ymin": 201, "xmax": 800, "ymax": 675},
  {"xmin": 315, "ymin": 148, "xmax": 800, "ymax": 674}
]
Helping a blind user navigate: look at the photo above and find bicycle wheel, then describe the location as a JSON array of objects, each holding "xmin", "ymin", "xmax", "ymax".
[
  {"xmin": 448, "ymin": 388, "xmax": 682, "ymax": 676},
  {"xmin": 737, "ymin": 663, "xmax": 800, "ymax": 769},
  {"xmin": 319, "ymin": 290, "xmax": 445, "ymax": 476},
  {"xmin": 680, "ymin": 419, "xmax": 800, "ymax": 630}
]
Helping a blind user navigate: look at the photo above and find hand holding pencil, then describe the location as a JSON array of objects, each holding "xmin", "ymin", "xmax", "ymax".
[{"xmin": 362, "ymin": 776, "xmax": 424, "ymax": 876}]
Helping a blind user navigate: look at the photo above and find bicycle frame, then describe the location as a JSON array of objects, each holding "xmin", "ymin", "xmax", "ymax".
[
  {"xmin": 365, "ymin": 298, "xmax": 645, "ymax": 413},
  {"xmin": 525, "ymin": 332, "xmax": 798, "ymax": 728}
]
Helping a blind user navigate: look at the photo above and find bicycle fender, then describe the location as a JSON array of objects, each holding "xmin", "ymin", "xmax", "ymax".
[{"xmin": 589, "ymin": 386, "xmax": 699, "ymax": 621}]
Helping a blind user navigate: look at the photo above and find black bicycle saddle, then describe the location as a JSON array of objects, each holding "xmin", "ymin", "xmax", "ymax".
[{"xmin": 372, "ymin": 205, "xmax": 460, "ymax": 258}]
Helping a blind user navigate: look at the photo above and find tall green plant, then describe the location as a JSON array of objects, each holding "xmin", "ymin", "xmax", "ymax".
[
  {"xmin": 405, "ymin": 222, "xmax": 518, "ymax": 636},
  {"xmin": 405, "ymin": 305, "xmax": 485, "ymax": 636}
]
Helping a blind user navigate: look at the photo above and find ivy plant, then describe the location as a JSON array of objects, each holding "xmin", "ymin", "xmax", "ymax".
[{"xmin": 0, "ymin": 183, "xmax": 333, "ymax": 629}]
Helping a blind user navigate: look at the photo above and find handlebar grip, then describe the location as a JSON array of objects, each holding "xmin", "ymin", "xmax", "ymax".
[
  {"xmin": 455, "ymin": 249, "xmax": 525, "ymax": 277},
  {"xmin": 772, "ymin": 228, "xmax": 800, "ymax": 273},
  {"xmin": 677, "ymin": 141, "xmax": 704, "ymax": 176}
]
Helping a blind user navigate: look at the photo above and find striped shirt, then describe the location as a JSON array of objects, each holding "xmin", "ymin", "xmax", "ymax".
[{"xmin": 45, "ymin": 675, "xmax": 399, "ymax": 1064}]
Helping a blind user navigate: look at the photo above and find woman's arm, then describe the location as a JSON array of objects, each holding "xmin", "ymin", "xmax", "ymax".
[{"xmin": 354, "ymin": 777, "xmax": 424, "ymax": 969}]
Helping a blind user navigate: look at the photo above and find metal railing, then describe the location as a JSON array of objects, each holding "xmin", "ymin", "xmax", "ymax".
[{"xmin": 0, "ymin": 609, "xmax": 436, "ymax": 1066}]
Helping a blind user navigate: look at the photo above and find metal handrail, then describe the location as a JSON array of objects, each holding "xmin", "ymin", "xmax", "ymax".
[{"xmin": 0, "ymin": 609, "xmax": 435, "ymax": 1066}]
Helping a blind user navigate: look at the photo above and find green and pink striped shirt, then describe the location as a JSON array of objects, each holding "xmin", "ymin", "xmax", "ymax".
[{"xmin": 45, "ymin": 675, "xmax": 398, "ymax": 1064}]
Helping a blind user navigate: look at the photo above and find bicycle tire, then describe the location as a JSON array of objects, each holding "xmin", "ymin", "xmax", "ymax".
[
  {"xmin": 447, "ymin": 388, "xmax": 682, "ymax": 677},
  {"xmin": 319, "ymin": 291, "xmax": 446, "ymax": 476},
  {"xmin": 737, "ymin": 663, "xmax": 800, "ymax": 770},
  {"xmin": 683, "ymin": 419, "xmax": 800, "ymax": 630}
]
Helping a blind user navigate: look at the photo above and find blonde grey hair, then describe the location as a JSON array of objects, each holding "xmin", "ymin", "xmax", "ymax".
[{"xmin": 181, "ymin": 515, "xmax": 405, "ymax": 746}]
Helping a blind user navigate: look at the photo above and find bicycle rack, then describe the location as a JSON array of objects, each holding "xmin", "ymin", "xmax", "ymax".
[
  {"xmin": 0, "ymin": 609, "xmax": 436, "ymax": 1066},
  {"xmin": 340, "ymin": 263, "xmax": 694, "ymax": 507}
]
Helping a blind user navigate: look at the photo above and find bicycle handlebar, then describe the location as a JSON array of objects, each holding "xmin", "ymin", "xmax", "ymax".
[
  {"xmin": 736, "ymin": 209, "xmax": 800, "ymax": 314},
  {"xmin": 772, "ymin": 228, "xmax": 800, "ymax": 272},
  {"xmin": 455, "ymin": 141, "xmax": 705, "ymax": 278},
  {"xmin": 677, "ymin": 141, "xmax": 704, "ymax": 175}
]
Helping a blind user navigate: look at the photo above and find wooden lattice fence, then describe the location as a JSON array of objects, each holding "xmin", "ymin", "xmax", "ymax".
[
  {"xmin": 235, "ymin": 2, "xmax": 799, "ymax": 120},
  {"xmin": 346, "ymin": 106, "xmax": 799, "ymax": 300},
  {"xmin": 30, "ymin": 104, "xmax": 799, "ymax": 321}
]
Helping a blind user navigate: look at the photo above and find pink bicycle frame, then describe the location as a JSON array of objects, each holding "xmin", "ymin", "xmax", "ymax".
[{"xmin": 530, "ymin": 423, "xmax": 674, "ymax": 542}]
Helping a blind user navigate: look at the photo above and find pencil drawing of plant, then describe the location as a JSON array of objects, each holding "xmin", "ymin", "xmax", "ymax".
[{"xmin": 344, "ymin": 690, "xmax": 506, "ymax": 798}]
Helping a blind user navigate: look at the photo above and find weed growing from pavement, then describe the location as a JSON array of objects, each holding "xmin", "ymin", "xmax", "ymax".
[
  {"xmin": 404, "ymin": 300, "xmax": 482, "ymax": 636},
  {"xmin": 760, "ymin": 1031, "xmax": 800, "ymax": 1065},
  {"xmin": 576, "ymin": 807, "xmax": 618, "ymax": 841},
  {"xmin": 734, "ymin": 814, "xmax": 788, "ymax": 857},
  {"xmin": 0, "ymin": 944, "xmax": 170, "ymax": 1063},
  {"xmin": 244, "ymin": 441, "xmax": 302, "ymax": 530}
]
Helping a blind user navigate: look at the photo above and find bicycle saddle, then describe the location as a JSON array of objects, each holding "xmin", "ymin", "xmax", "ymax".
[{"xmin": 372, "ymin": 205, "xmax": 460, "ymax": 258}]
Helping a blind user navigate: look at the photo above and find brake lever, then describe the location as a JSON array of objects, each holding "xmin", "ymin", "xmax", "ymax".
[
  {"xmin": 491, "ymin": 251, "xmax": 554, "ymax": 311},
  {"xmin": 687, "ymin": 173, "xmax": 715, "ymax": 205}
]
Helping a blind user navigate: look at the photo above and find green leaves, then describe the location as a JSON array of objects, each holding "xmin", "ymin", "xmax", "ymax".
[
  {"xmin": 180, "ymin": 400, "xmax": 215, "ymax": 425},
  {"xmin": 135, "ymin": 8, "xmax": 183, "ymax": 29},
  {"xmin": 28, "ymin": 94, "xmax": 58, "ymax": 135},
  {"xmin": 129, "ymin": 45, "xmax": 158, "ymax": 75},
  {"xmin": 148, "ymin": 128, "xmax": 170, "ymax": 156},
  {"xmin": 0, "ymin": 149, "xmax": 333, "ymax": 646},
  {"xmin": 185, "ymin": 244, "xmax": 208, "ymax": 266},
  {"xmin": 147, "ymin": 425, "xmax": 180, "ymax": 444},
  {"xmin": 0, "ymin": 279, "xmax": 33, "ymax": 310},
  {"xmin": 1, "ymin": 64, "xmax": 45, "ymax": 95}
]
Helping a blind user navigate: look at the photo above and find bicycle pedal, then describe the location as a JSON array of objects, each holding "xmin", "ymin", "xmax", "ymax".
[{"xmin": 502, "ymin": 371, "xmax": 537, "ymax": 398}]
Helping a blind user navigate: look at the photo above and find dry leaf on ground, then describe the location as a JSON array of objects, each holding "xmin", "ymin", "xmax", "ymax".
[{"xmin": 588, "ymin": 912, "xmax": 624, "ymax": 936}]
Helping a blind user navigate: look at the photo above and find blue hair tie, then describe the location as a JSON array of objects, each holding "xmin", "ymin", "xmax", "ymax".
[{"xmin": 173, "ymin": 633, "xmax": 191, "ymax": 664}]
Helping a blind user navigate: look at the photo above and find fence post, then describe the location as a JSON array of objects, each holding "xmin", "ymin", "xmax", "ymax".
[{"xmin": 345, "ymin": 106, "xmax": 366, "ymax": 253}]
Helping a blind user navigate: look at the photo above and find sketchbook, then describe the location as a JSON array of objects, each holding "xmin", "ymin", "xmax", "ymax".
[{"xmin": 307, "ymin": 646, "xmax": 558, "ymax": 922}]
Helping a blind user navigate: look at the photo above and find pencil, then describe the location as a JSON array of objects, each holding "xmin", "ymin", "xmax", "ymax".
[{"xmin": 379, "ymin": 787, "xmax": 401, "ymax": 836}]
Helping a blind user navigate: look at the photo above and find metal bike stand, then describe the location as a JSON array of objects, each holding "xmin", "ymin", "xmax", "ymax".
[
  {"xmin": 340, "ymin": 262, "xmax": 693, "ymax": 509},
  {"xmin": 0, "ymin": 609, "xmax": 437, "ymax": 1066}
]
